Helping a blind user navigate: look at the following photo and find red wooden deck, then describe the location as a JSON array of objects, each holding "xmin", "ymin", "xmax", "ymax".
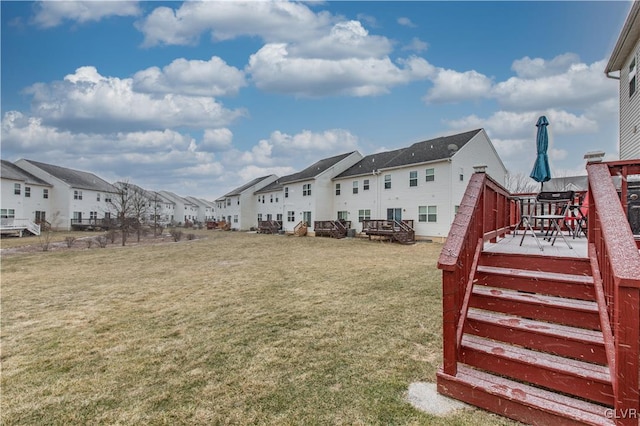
[{"xmin": 436, "ymin": 161, "xmax": 640, "ymax": 426}]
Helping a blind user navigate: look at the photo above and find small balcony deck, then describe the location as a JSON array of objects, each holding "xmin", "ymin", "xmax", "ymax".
[{"xmin": 484, "ymin": 231, "xmax": 588, "ymax": 258}]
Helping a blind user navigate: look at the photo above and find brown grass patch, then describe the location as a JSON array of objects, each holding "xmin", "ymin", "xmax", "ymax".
[{"xmin": 1, "ymin": 231, "xmax": 514, "ymax": 425}]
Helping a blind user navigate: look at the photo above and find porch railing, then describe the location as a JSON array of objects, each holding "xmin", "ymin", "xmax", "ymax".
[
  {"xmin": 437, "ymin": 171, "xmax": 515, "ymax": 376},
  {"xmin": 587, "ymin": 160, "xmax": 640, "ymax": 425}
]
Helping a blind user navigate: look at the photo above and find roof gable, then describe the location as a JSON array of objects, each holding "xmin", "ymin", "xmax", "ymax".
[
  {"xmin": 1, "ymin": 160, "xmax": 51, "ymax": 186},
  {"xmin": 22, "ymin": 159, "xmax": 116, "ymax": 192},
  {"xmin": 382, "ymin": 129, "xmax": 481, "ymax": 169},
  {"xmin": 224, "ymin": 175, "xmax": 275, "ymax": 197},
  {"xmin": 280, "ymin": 151, "xmax": 357, "ymax": 184},
  {"xmin": 335, "ymin": 148, "xmax": 406, "ymax": 179},
  {"xmin": 605, "ymin": 1, "xmax": 640, "ymax": 73}
]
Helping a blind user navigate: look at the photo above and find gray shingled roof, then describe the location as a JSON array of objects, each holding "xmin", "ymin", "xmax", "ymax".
[
  {"xmin": 21, "ymin": 159, "xmax": 115, "ymax": 192},
  {"xmin": 334, "ymin": 148, "xmax": 406, "ymax": 179},
  {"xmin": 223, "ymin": 175, "xmax": 274, "ymax": 197},
  {"xmin": 279, "ymin": 151, "xmax": 356, "ymax": 184},
  {"xmin": 381, "ymin": 129, "xmax": 481, "ymax": 169},
  {"xmin": 1, "ymin": 160, "xmax": 51, "ymax": 186},
  {"xmin": 254, "ymin": 179, "xmax": 283, "ymax": 194}
]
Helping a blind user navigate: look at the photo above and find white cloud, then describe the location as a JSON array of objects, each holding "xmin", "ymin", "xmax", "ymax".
[
  {"xmin": 402, "ymin": 37, "xmax": 428, "ymax": 53},
  {"xmin": 492, "ymin": 59, "xmax": 614, "ymax": 110},
  {"xmin": 397, "ymin": 17, "xmax": 416, "ymax": 28},
  {"xmin": 136, "ymin": 1, "xmax": 333, "ymax": 47},
  {"xmin": 425, "ymin": 68, "xmax": 493, "ymax": 103},
  {"xmin": 289, "ymin": 21, "xmax": 393, "ymax": 60},
  {"xmin": 511, "ymin": 53, "xmax": 581, "ymax": 79},
  {"xmin": 247, "ymin": 44, "xmax": 433, "ymax": 97},
  {"xmin": 32, "ymin": 1, "xmax": 140, "ymax": 28},
  {"xmin": 269, "ymin": 129, "xmax": 359, "ymax": 153},
  {"xmin": 201, "ymin": 128, "xmax": 234, "ymax": 152},
  {"xmin": 132, "ymin": 57, "xmax": 246, "ymax": 97},
  {"xmin": 25, "ymin": 66, "xmax": 245, "ymax": 133}
]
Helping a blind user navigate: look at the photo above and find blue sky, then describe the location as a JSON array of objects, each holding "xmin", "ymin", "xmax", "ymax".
[{"xmin": 0, "ymin": 1, "xmax": 633, "ymax": 199}]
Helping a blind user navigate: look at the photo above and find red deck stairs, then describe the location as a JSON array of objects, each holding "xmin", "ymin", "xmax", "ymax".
[{"xmin": 437, "ymin": 251, "xmax": 616, "ymax": 425}]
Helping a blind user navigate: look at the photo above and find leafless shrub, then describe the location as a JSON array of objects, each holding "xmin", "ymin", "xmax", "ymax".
[
  {"xmin": 106, "ymin": 229, "xmax": 118, "ymax": 243},
  {"xmin": 96, "ymin": 236, "xmax": 108, "ymax": 248},
  {"xmin": 64, "ymin": 236, "xmax": 76, "ymax": 248},
  {"xmin": 86, "ymin": 238, "xmax": 94, "ymax": 249},
  {"xmin": 169, "ymin": 229, "xmax": 183, "ymax": 242},
  {"xmin": 186, "ymin": 233, "xmax": 196, "ymax": 240}
]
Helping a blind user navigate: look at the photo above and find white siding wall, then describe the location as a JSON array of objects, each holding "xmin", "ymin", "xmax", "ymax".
[
  {"xmin": 330, "ymin": 132, "xmax": 506, "ymax": 240},
  {"xmin": 620, "ymin": 39, "xmax": 640, "ymax": 160},
  {"xmin": 378, "ymin": 162, "xmax": 454, "ymax": 238},
  {"xmin": 256, "ymin": 190, "xmax": 284, "ymax": 223},
  {"xmin": 332, "ymin": 174, "xmax": 378, "ymax": 233},
  {"xmin": 282, "ymin": 181, "xmax": 312, "ymax": 232},
  {"xmin": 1, "ymin": 178, "xmax": 27, "ymax": 218}
]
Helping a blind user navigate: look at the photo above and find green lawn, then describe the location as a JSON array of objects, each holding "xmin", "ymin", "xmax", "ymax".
[{"xmin": 1, "ymin": 231, "xmax": 515, "ymax": 425}]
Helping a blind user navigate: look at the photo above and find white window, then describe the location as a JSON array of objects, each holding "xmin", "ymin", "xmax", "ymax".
[
  {"xmin": 14, "ymin": 183, "xmax": 20, "ymax": 195},
  {"xmin": 419, "ymin": 206, "xmax": 437, "ymax": 222},
  {"xmin": 90, "ymin": 211, "xmax": 97, "ymax": 220},
  {"xmin": 363, "ymin": 179, "xmax": 370, "ymax": 191},
  {"xmin": 303, "ymin": 211, "xmax": 311, "ymax": 226},
  {"xmin": 25, "ymin": 186, "xmax": 31, "ymax": 197},
  {"xmin": 258, "ymin": 214, "xmax": 263, "ymax": 222},
  {"xmin": 335, "ymin": 183, "xmax": 341, "ymax": 195},
  {"xmin": 74, "ymin": 190, "xmax": 83, "ymax": 200},
  {"xmin": 384, "ymin": 175, "xmax": 391, "ymax": 189},
  {"xmin": 425, "ymin": 168, "xmax": 435, "ymax": 182},
  {"xmin": 352, "ymin": 181, "xmax": 358, "ymax": 194},
  {"xmin": 358, "ymin": 209, "xmax": 371, "ymax": 222},
  {"xmin": 630, "ymin": 56, "xmax": 637, "ymax": 98},
  {"xmin": 284, "ymin": 187, "xmax": 289, "ymax": 198},
  {"xmin": 337, "ymin": 211, "xmax": 348, "ymax": 221},
  {"xmin": 303, "ymin": 184, "xmax": 311, "ymax": 196},
  {"xmin": 409, "ymin": 171, "xmax": 418, "ymax": 187},
  {"xmin": 233, "ymin": 215, "xmax": 238, "ymax": 223},
  {"xmin": 1, "ymin": 209, "xmax": 15, "ymax": 219},
  {"xmin": 97, "ymin": 193, "xmax": 101, "ymax": 202},
  {"xmin": 43, "ymin": 189, "xmax": 49, "ymax": 199},
  {"xmin": 277, "ymin": 213, "xmax": 283, "ymax": 221},
  {"xmin": 287, "ymin": 211, "xmax": 295, "ymax": 222}
]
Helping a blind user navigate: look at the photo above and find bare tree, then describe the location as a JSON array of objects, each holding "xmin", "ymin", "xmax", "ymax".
[
  {"xmin": 110, "ymin": 181, "xmax": 134, "ymax": 246},
  {"xmin": 148, "ymin": 191, "xmax": 164, "ymax": 237},
  {"xmin": 505, "ymin": 171, "xmax": 538, "ymax": 194},
  {"xmin": 129, "ymin": 185, "xmax": 149, "ymax": 242}
]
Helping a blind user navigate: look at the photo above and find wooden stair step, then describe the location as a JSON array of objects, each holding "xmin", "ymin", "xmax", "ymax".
[
  {"xmin": 476, "ymin": 265, "xmax": 595, "ymax": 300},
  {"xmin": 479, "ymin": 251, "xmax": 592, "ymax": 276},
  {"xmin": 461, "ymin": 334, "xmax": 613, "ymax": 406},
  {"xmin": 471, "ymin": 286, "xmax": 601, "ymax": 330},
  {"xmin": 465, "ymin": 309, "xmax": 607, "ymax": 364},
  {"xmin": 437, "ymin": 364, "xmax": 615, "ymax": 426}
]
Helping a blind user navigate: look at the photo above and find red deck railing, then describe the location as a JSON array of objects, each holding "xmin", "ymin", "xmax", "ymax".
[
  {"xmin": 437, "ymin": 171, "xmax": 515, "ymax": 376},
  {"xmin": 587, "ymin": 160, "xmax": 640, "ymax": 425}
]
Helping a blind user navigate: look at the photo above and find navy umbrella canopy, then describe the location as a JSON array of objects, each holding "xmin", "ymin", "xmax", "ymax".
[{"xmin": 530, "ymin": 115, "xmax": 552, "ymax": 189}]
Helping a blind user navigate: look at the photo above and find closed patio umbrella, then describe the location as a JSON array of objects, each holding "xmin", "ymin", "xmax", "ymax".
[{"xmin": 530, "ymin": 115, "xmax": 552, "ymax": 190}]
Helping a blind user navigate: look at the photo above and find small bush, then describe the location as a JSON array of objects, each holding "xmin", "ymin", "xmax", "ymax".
[
  {"xmin": 64, "ymin": 236, "xmax": 76, "ymax": 248},
  {"xmin": 106, "ymin": 229, "xmax": 118, "ymax": 243},
  {"xmin": 186, "ymin": 233, "xmax": 196, "ymax": 240},
  {"xmin": 86, "ymin": 239, "xmax": 94, "ymax": 249},
  {"xmin": 96, "ymin": 236, "xmax": 108, "ymax": 248},
  {"xmin": 170, "ymin": 229, "xmax": 183, "ymax": 242}
]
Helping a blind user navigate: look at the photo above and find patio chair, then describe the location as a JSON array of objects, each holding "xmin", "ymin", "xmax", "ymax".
[
  {"xmin": 565, "ymin": 192, "xmax": 589, "ymax": 238},
  {"xmin": 519, "ymin": 190, "xmax": 575, "ymax": 251}
]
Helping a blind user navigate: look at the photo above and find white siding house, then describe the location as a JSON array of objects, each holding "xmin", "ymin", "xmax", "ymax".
[
  {"xmin": 185, "ymin": 196, "xmax": 216, "ymax": 224},
  {"xmin": 15, "ymin": 159, "xmax": 118, "ymax": 231},
  {"xmin": 605, "ymin": 1, "xmax": 640, "ymax": 160},
  {"xmin": 278, "ymin": 151, "xmax": 363, "ymax": 233},
  {"xmin": 255, "ymin": 181, "xmax": 285, "ymax": 224},
  {"xmin": 158, "ymin": 191, "xmax": 199, "ymax": 226},
  {"xmin": 1, "ymin": 160, "xmax": 52, "ymax": 233},
  {"xmin": 333, "ymin": 129, "xmax": 506, "ymax": 241},
  {"xmin": 218, "ymin": 175, "xmax": 279, "ymax": 230}
]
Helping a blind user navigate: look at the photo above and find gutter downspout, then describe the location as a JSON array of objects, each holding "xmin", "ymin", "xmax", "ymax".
[{"xmin": 606, "ymin": 71, "xmax": 621, "ymax": 80}]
